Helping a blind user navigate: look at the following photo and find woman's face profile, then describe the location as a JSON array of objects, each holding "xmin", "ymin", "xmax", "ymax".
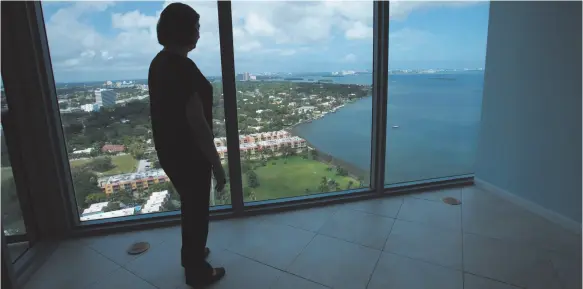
[{"xmin": 191, "ymin": 22, "xmax": 201, "ymax": 50}]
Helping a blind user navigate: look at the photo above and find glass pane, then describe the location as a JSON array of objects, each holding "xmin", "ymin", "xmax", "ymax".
[
  {"xmin": 232, "ymin": 1, "xmax": 373, "ymax": 203},
  {"xmin": 1, "ymin": 77, "xmax": 30, "ymax": 262},
  {"xmin": 0, "ymin": 131, "xmax": 26, "ymax": 236},
  {"xmin": 1, "ymin": 83, "xmax": 26, "ymax": 236},
  {"xmin": 41, "ymin": 1, "xmax": 228, "ymax": 222},
  {"xmin": 384, "ymin": 2, "xmax": 489, "ymax": 184}
]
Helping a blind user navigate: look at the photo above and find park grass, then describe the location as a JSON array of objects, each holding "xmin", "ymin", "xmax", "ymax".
[
  {"xmin": 70, "ymin": 158, "xmax": 92, "ymax": 168},
  {"xmin": 243, "ymin": 156, "xmax": 359, "ymax": 201},
  {"xmin": 106, "ymin": 154, "xmax": 138, "ymax": 175},
  {"xmin": 70, "ymin": 154, "xmax": 138, "ymax": 176}
]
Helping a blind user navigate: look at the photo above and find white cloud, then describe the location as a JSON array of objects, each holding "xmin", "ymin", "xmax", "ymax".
[
  {"xmin": 112, "ymin": 10, "xmax": 157, "ymax": 30},
  {"xmin": 389, "ymin": 1, "xmax": 479, "ymax": 20},
  {"xmin": 343, "ymin": 53, "xmax": 357, "ymax": 62},
  {"xmin": 345, "ymin": 21, "xmax": 372, "ymax": 40},
  {"xmin": 244, "ymin": 13, "xmax": 277, "ymax": 37},
  {"xmin": 238, "ymin": 41, "xmax": 262, "ymax": 52},
  {"xmin": 42, "ymin": 0, "xmax": 480, "ymax": 81},
  {"xmin": 80, "ymin": 50, "xmax": 96, "ymax": 58}
]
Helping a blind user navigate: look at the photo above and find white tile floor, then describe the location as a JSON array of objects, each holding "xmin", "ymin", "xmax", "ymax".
[{"xmin": 23, "ymin": 186, "xmax": 581, "ymax": 289}]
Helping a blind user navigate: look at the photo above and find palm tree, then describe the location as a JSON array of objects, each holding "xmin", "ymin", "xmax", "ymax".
[
  {"xmin": 319, "ymin": 176, "xmax": 328, "ymax": 192},
  {"xmin": 347, "ymin": 180, "xmax": 354, "ymax": 190}
]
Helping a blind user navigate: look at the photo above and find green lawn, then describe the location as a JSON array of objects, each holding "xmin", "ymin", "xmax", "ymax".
[
  {"xmin": 242, "ymin": 156, "xmax": 360, "ymax": 201},
  {"xmin": 107, "ymin": 154, "xmax": 138, "ymax": 175},
  {"xmin": 70, "ymin": 154, "xmax": 138, "ymax": 176},
  {"xmin": 70, "ymin": 158, "xmax": 92, "ymax": 168}
]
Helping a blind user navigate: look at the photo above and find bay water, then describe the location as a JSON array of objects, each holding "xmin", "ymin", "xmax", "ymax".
[{"xmin": 292, "ymin": 72, "xmax": 484, "ymax": 184}]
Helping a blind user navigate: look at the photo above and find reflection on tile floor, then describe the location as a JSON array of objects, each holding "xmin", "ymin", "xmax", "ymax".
[
  {"xmin": 8, "ymin": 241, "xmax": 29, "ymax": 263},
  {"xmin": 24, "ymin": 186, "xmax": 581, "ymax": 289}
]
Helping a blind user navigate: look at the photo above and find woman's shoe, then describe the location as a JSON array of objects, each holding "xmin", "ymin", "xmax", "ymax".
[{"xmin": 185, "ymin": 267, "xmax": 226, "ymax": 288}]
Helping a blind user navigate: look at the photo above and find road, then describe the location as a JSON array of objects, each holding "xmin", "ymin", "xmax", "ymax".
[{"xmin": 136, "ymin": 159, "xmax": 151, "ymax": 173}]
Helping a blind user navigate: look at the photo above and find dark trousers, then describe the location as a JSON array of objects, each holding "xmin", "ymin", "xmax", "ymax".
[{"xmin": 157, "ymin": 149, "xmax": 213, "ymax": 276}]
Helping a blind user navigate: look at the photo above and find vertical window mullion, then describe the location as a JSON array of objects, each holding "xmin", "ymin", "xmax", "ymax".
[
  {"xmin": 217, "ymin": 1, "xmax": 244, "ymax": 213},
  {"xmin": 370, "ymin": 1, "xmax": 390, "ymax": 193},
  {"xmin": 1, "ymin": 1, "xmax": 76, "ymax": 239},
  {"xmin": 31, "ymin": 1, "xmax": 81, "ymax": 228}
]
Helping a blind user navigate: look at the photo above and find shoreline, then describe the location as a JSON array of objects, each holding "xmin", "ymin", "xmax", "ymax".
[
  {"xmin": 285, "ymin": 97, "xmax": 371, "ymax": 182},
  {"xmin": 285, "ymin": 95, "xmax": 370, "ymax": 131},
  {"xmin": 287, "ymin": 139, "xmax": 369, "ymax": 182},
  {"xmin": 311, "ymin": 147, "xmax": 369, "ymax": 182}
]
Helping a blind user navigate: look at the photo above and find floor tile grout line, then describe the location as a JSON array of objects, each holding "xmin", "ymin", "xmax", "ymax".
[
  {"xmin": 76, "ymin": 253, "xmax": 124, "ymax": 289},
  {"xmin": 78, "ymin": 241, "xmax": 129, "ymax": 268},
  {"xmin": 339, "ymin": 206, "xmax": 401, "ymax": 220},
  {"xmin": 244, "ymin": 210, "xmax": 333, "ymax": 235},
  {"xmin": 381, "ymin": 249, "xmax": 464, "ymax": 273},
  {"xmin": 460, "ymin": 187, "xmax": 578, "ymax": 251},
  {"xmin": 395, "ymin": 197, "xmax": 405, "ymax": 217},
  {"xmin": 315, "ymin": 230, "xmax": 386, "ymax": 251},
  {"xmin": 461, "ymin": 187, "xmax": 556, "ymax": 289},
  {"xmin": 460, "ymin": 229, "xmax": 571, "ymax": 254},
  {"xmin": 463, "ymin": 271, "xmax": 527, "ymax": 289},
  {"xmin": 82, "ymin": 265, "xmax": 162, "ymax": 289},
  {"xmin": 285, "ymin": 226, "xmax": 319, "ymax": 271},
  {"xmin": 222, "ymin": 247, "xmax": 331, "ymax": 288},
  {"xmin": 121, "ymin": 267, "xmax": 166, "ymax": 289},
  {"xmin": 78, "ymin": 185, "xmax": 569, "ymax": 289},
  {"xmin": 238, "ymin": 195, "xmax": 404, "ymax": 234},
  {"xmin": 364, "ymin": 250, "xmax": 383, "ymax": 289},
  {"xmin": 389, "ymin": 216, "xmax": 462, "ymax": 233},
  {"xmin": 365, "ymin": 202, "xmax": 401, "ymax": 289},
  {"xmin": 77, "ymin": 243, "xmax": 160, "ymax": 289}
]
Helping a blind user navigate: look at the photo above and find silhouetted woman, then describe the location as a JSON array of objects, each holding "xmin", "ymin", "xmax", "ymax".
[{"xmin": 148, "ymin": 3, "xmax": 226, "ymax": 287}]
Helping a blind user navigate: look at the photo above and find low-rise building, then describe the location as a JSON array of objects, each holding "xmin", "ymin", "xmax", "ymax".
[
  {"xmin": 214, "ymin": 130, "xmax": 307, "ymax": 160},
  {"xmin": 102, "ymin": 144, "xmax": 125, "ymax": 153},
  {"xmin": 297, "ymin": 106, "xmax": 316, "ymax": 114},
  {"xmin": 72, "ymin": 147, "xmax": 93, "ymax": 155},
  {"xmin": 81, "ymin": 103, "xmax": 99, "ymax": 112},
  {"xmin": 141, "ymin": 190, "xmax": 170, "ymax": 214},
  {"xmin": 80, "ymin": 207, "xmax": 136, "ymax": 221},
  {"xmin": 99, "ymin": 169, "xmax": 169, "ymax": 194},
  {"xmin": 81, "ymin": 202, "xmax": 109, "ymax": 216}
]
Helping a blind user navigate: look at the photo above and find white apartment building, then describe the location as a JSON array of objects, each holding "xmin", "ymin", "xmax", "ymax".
[
  {"xmin": 81, "ymin": 103, "xmax": 99, "ymax": 112},
  {"xmin": 80, "ymin": 207, "xmax": 136, "ymax": 221},
  {"xmin": 213, "ymin": 130, "xmax": 307, "ymax": 160},
  {"xmin": 141, "ymin": 190, "xmax": 170, "ymax": 214},
  {"xmin": 297, "ymin": 106, "xmax": 317, "ymax": 114}
]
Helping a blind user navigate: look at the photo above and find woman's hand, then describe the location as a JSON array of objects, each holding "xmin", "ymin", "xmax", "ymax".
[{"xmin": 213, "ymin": 164, "xmax": 226, "ymax": 192}]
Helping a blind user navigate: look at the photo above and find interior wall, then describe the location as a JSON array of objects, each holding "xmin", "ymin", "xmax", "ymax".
[{"xmin": 475, "ymin": 1, "xmax": 582, "ymax": 223}]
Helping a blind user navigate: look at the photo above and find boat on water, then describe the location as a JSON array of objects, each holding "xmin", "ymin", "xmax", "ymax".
[{"xmin": 392, "ymin": 125, "xmax": 400, "ymax": 129}]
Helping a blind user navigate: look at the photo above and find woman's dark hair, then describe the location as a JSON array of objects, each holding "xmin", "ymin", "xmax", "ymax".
[{"xmin": 157, "ymin": 3, "xmax": 200, "ymax": 47}]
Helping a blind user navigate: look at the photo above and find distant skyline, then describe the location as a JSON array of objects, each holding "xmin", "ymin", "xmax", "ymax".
[{"xmin": 41, "ymin": 1, "xmax": 490, "ymax": 83}]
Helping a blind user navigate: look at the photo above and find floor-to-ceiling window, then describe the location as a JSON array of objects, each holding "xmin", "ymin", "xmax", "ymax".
[
  {"xmin": 41, "ymin": 1, "xmax": 229, "ymax": 221},
  {"xmin": 26, "ymin": 0, "xmax": 484, "ymax": 226},
  {"xmin": 0, "ymin": 127, "xmax": 25, "ymax": 237},
  {"xmin": 384, "ymin": 1, "xmax": 489, "ymax": 185},
  {"xmin": 231, "ymin": 1, "xmax": 374, "ymax": 203},
  {"xmin": 1, "ymin": 76, "xmax": 29, "ymax": 262},
  {"xmin": 1, "ymin": 84, "xmax": 26, "ymax": 236}
]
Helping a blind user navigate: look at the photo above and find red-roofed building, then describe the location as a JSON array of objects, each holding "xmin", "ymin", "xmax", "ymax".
[{"xmin": 102, "ymin": 144, "xmax": 125, "ymax": 153}]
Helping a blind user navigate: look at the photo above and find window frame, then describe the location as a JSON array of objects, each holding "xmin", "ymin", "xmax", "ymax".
[{"xmin": 1, "ymin": 0, "xmax": 474, "ymax": 241}]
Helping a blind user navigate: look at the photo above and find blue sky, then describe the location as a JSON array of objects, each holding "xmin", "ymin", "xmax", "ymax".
[{"xmin": 41, "ymin": 1, "xmax": 489, "ymax": 82}]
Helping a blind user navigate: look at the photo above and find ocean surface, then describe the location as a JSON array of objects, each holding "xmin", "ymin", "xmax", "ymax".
[{"xmin": 291, "ymin": 72, "xmax": 484, "ymax": 184}]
